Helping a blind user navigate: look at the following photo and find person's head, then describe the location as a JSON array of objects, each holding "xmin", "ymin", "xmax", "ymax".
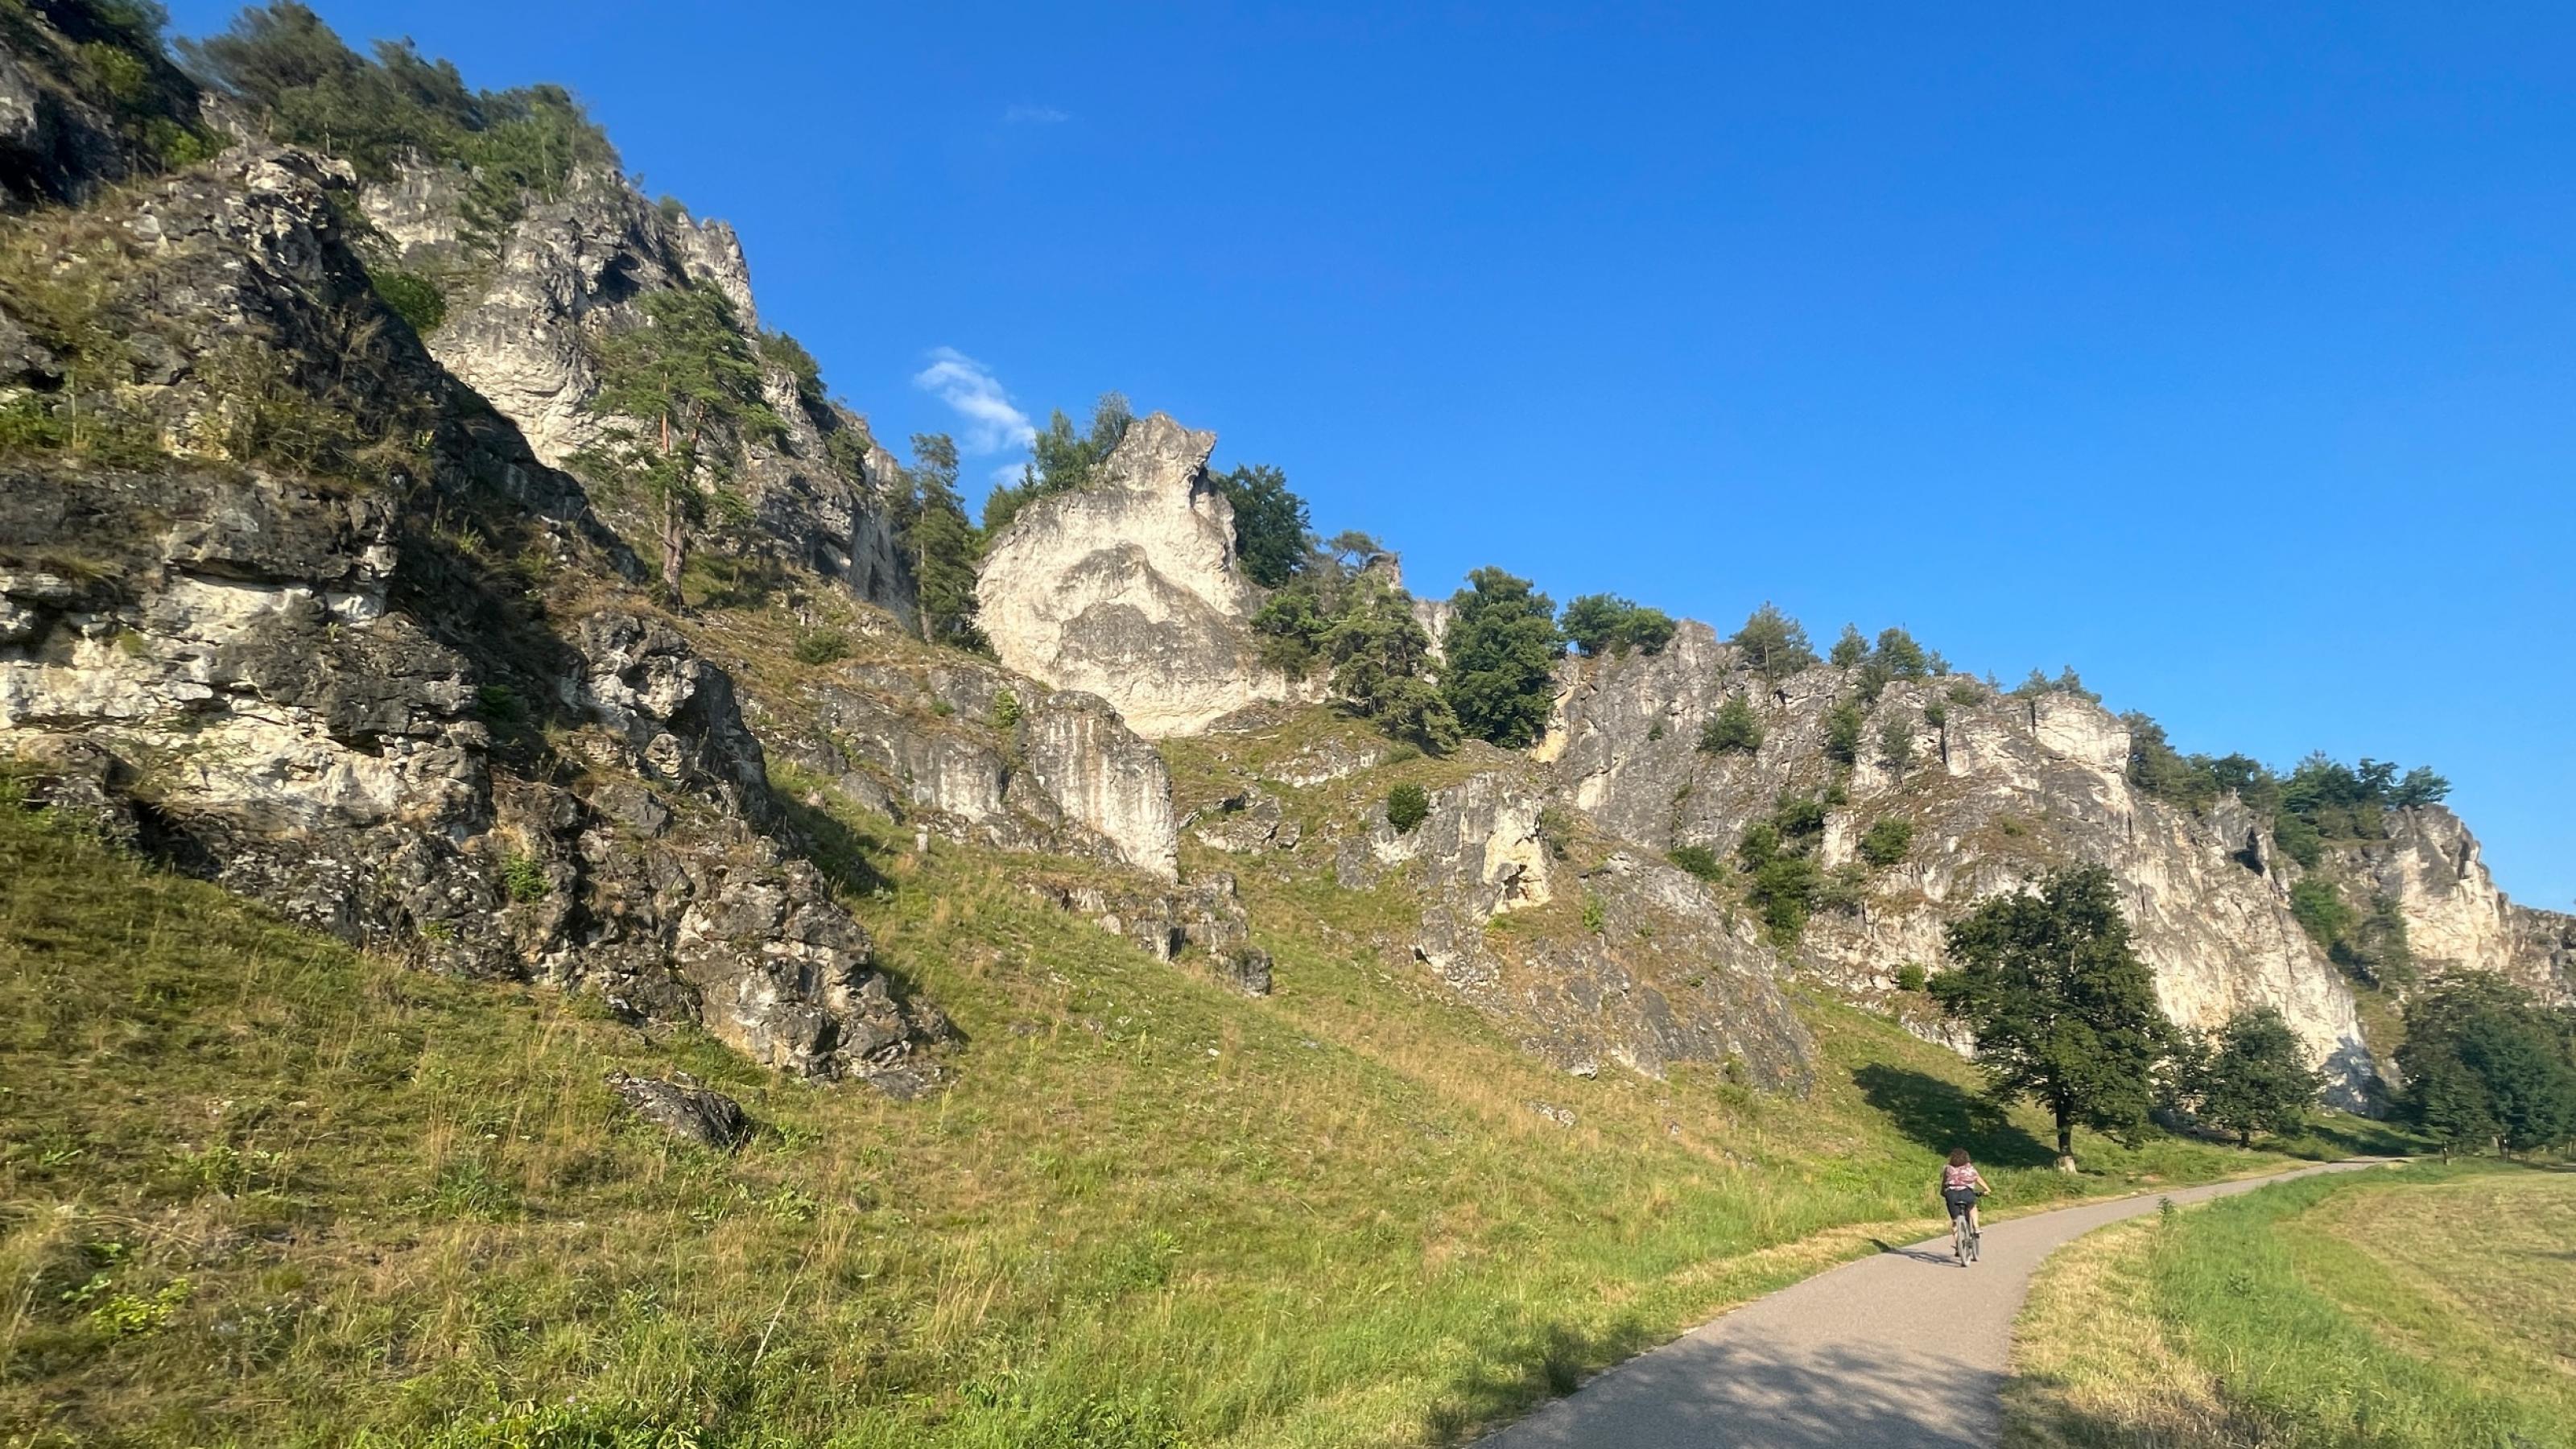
[{"xmin": 1947, "ymin": 1148, "xmax": 1971, "ymax": 1167}]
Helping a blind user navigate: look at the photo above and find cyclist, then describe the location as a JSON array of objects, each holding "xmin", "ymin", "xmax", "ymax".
[{"xmin": 1939, "ymin": 1148, "xmax": 1990, "ymax": 1257}]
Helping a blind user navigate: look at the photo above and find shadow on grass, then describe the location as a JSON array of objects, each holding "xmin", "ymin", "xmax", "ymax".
[
  {"xmin": 1852, "ymin": 1063, "xmax": 2054, "ymax": 1169},
  {"xmin": 1419, "ymin": 1315, "xmax": 1660, "ymax": 1446}
]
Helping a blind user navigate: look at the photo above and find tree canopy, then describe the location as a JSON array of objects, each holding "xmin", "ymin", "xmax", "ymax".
[
  {"xmin": 2396, "ymin": 972, "xmax": 2576, "ymax": 1156},
  {"xmin": 2178, "ymin": 1007, "xmax": 2323, "ymax": 1146},
  {"xmin": 1440, "ymin": 568, "xmax": 1561, "ymax": 749},
  {"xmin": 980, "ymin": 393, "xmax": 1131, "ymax": 535},
  {"xmin": 1930, "ymin": 865, "xmax": 2177, "ymax": 1163},
  {"xmin": 1730, "ymin": 603, "xmax": 1816, "ymax": 681},
  {"xmin": 1560, "ymin": 593, "xmax": 1676, "ymax": 658},
  {"xmin": 891, "ymin": 433, "xmax": 988, "ymax": 653},
  {"xmin": 1211, "ymin": 463, "xmax": 1310, "ymax": 589}
]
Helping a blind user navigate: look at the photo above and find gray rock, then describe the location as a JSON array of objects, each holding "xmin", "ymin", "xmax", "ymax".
[{"xmin": 606, "ymin": 1071, "xmax": 751, "ymax": 1151}]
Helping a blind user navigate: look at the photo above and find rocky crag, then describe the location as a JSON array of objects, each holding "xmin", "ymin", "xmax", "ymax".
[{"xmin": 976, "ymin": 412, "xmax": 1313, "ymax": 737}]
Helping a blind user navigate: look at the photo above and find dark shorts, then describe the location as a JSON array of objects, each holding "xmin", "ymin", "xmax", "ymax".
[{"xmin": 1943, "ymin": 1188, "xmax": 1981, "ymax": 1218}]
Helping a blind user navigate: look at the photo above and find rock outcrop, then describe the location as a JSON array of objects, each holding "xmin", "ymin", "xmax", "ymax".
[
  {"xmin": 2339, "ymin": 806, "xmax": 2574, "ymax": 1001},
  {"xmin": 1548, "ymin": 623, "xmax": 2378, "ymax": 1099},
  {"xmin": 358, "ymin": 160, "xmax": 910, "ymax": 618},
  {"xmin": 1330, "ymin": 764, "xmax": 1814, "ymax": 1086},
  {"xmin": 0, "ymin": 138, "xmax": 946, "ymax": 1090},
  {"xmin": 976, "ymin": 413, "xmax": 1302, "ymax": 737}
]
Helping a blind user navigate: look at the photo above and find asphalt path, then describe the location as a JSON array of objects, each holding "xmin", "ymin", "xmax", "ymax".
[{"xmin": 1474, "ymin": 1160, "xmax": 2384, "ymax": 1449}]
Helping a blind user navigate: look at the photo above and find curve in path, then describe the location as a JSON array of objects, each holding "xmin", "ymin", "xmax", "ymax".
[{"xmin": 1474, "ymin": 1160, "xmax": 2383, "ymax": 1449}]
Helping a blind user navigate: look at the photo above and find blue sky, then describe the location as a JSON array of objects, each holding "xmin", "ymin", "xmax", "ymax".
[{"xmin": 169, "ymin": 2, "xmax": 2575, "ymax": 907}]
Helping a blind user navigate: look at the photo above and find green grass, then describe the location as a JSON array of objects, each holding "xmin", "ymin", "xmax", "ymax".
[
  {"xmin": 2, "ymin": 779, "xmax": 2313, "ymax": 1448},
  {"xmin": 2006, "ymin": 1162, "xmax": 2576, "ymax": 1448}
]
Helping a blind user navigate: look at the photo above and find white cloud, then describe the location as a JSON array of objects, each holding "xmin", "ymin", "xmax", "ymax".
[
  {"xmin": 912, "ymin": 348, "xmax": 1036, "ymax": 456},
  {"xmin": 1003, "ymin": 104, "xmax": 1069, "ymax": 125}
]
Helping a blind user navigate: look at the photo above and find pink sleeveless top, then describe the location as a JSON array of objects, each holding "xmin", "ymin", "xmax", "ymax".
[{"xmin": 1942, "ymin": 1163, "xmax": 1981, "ymax": 1191}]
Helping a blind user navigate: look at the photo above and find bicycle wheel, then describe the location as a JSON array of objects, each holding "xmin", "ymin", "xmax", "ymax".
[
  {"xmin": 1968, "ymin": 1224, "xmax": 1980, "ymax": 1263},
  {"xmin": 1952, "ymin": 1215, "xmax": 1968, "ymax": 1265}
]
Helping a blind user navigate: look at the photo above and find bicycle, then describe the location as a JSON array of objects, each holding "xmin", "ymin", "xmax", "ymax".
[{"xmin": 1949, "ymin": 1191, "xmax": 1987, "ymax": 1266}]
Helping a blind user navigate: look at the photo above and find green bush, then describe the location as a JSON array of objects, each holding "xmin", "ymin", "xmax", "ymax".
[
  {"xmin": 369, "ymin": 269, "xmax": 445, "ymax": 335},
  {"xmin": 501, "ymin": 852, "xmax": 548, "ymax": 904},
  {"xmin": 1668, "ymin": 845, "xmax": 1723, "ymax": 881},
  {"xmin": 1699, "ymin": 696, "xmax": 1762, "ymax": 754},
  {"xmin": 1893, "ymin": 962, "xmax": 1928, "ymax": 993},
  {"xmin": 1386, "ymin": 782, "xmax": 1430, "ymax": 834},
  {"xmin": 1858, "ymin": 818, "xmax": 1913, "ymax": 868},
  {"xmin": 991, "ymin": 689, "xmax": 1022, "ymax": 730},
  {"xmin": 1580, "ymin": 894, "xmax": 1606, "ymax": 935},
  {"xmin": 791, "ymin": 629, "xmax": 848, "ymax": 665}
]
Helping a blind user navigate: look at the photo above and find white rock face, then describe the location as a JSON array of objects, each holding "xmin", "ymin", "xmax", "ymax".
[
  {"xmin": 2343, "ymin": 806, "xmax": 2574, "ymax": 1001},
  {"xmin": 1548, "ymin": 627, "xmax": 2378, "ymax": 1100},
  {"xmin": 975, "ymin": 414, "xmax": 1302, "ymax": 737}
]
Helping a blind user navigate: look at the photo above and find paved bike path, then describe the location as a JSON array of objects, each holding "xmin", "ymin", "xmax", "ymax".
[{"xmin": 1475, "ymin": 1160, "xmax": 2382, "ymax": 1448}]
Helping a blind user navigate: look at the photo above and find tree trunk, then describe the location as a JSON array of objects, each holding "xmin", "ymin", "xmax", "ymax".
[
  {"xmin": 2054, "ymin": 1110, "xmax": 2078, "ymax": 1172},
  {"xmin": 660, "ymin": 488, "xmax": 685, "ymax": 605}
]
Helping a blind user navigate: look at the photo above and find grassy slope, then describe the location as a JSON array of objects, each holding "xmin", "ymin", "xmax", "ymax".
[
  {"xmin": 4, "ymin": 754, "xmax": 2318, "ymax": 1449},
  {"xmin": 2006, "ymin": 1163, "xmax": 2576, "ymax": 1448}
]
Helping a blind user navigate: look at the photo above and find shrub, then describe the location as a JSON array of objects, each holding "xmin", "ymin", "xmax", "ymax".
[
  {"xmin": 474, "ymin": 683, "xmax": 524, "ymax": 724},
  {"xmin": 1748, "ymin": 855, "xmax": 1821, "ymax": 944},
  {"xmin": 1536, "ymin": 806, "xmax": 1575, "ymax": 860},
  {"xmin": 1669, "ymin": 844, "xmax": 1723, "ymax": 881},
  {"xmin": 1386, "ymin": 782, "xmax": 1430, "ymax": 834},
  {"xmin": 791, "ymin": 629, "xmax": 848, "ymax": 665},
  {"xmin": 501, "ymin": 852, "xmax": 548, "ymax": 903},
  {"xmin": 1580, "ymin": 894, "xmax": 1606, "ymax": 935},
  {"xmin": 1858, "ymin": 818, "xmax": 1913, "ymax": 868},
  {"xmin": 1699, "ymin": 696, "xmax": 1761, "ymax": 754},
  {"xmin": 990, "ymin": 689, "xmax": 1022, "ymax": 729},
  {"xmin": 1893, "ymin": 962, "xmax": 1928, "ymax": 993},
  {"xmin": 369, "ymin": 269, "xmax": 446, "ymax": 334}
]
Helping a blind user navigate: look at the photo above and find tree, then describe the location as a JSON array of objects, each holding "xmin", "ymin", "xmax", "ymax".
[
  {"xmin": 982, "ymin": 392, "xmax": 1132, "ymax": 535},
  {"xmin": 1874, "ymin": 627, "xmax": 1929, "ymax": 679},
  {"xmin": 1324, "ymin": 575, "xmax": 1459, "ymax": 753},
  {"xmin": 2396, "ymin": 972, "xmax": 2576, "ymax": 1157},
  {"xmin": 894, "ymin": 433, "xmax": 988, "ymax": 652},
  {"xmin": 1562, "ymin": 595, "xmax": 1679, "ymax": 658},
  {"xmin": 579, "ymin": 283, "xmax": 780, "ymax": 605},
  {"xmin": 1386, "ymin": 782, "xmax": 1430, "ymax": 833},
  {"xmin": 2194, "ymin": 1007, "xmax": 2322, "ymax": 1146},
  {"xmin": 1699, "ymin": 695, "xmax": 1762, "ymax": 754},
  {"xmin": 1441, "ymin": 568, "xmax": 1561, "ymax": 749},
  {"xmin": 1734, "ymin": 603, "xmax": 1817, "ymax": 680},
  {"xmin": 1823, "ymin": 700, "xmax": 1865, "ymax": 766},
  {"xmin": 1212, "ymin": 463, "xmax": 1309, "ymax": 589},
  {"xmin": 1878, "ymin": 715, "xmax": 1918, "ymax": 778},
  {"xmin": 1829, "ymin": 623, "xmax": 1868, "ymax": 668},
  {"xmin": 1930, "ymin": 865, "xmax": 2178, "ymax": 1166}
]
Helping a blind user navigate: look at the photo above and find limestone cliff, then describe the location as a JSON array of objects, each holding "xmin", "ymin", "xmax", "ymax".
[
  {"xmin": 976, "ymin": 413, "xmax": 1307, "ymax": 737},
  {"xmin": 357, "ymin": 159, "xmax": 911, "ymax": 618},
  {"xmin": 2334, "ymin": 805, "xmax": 2574, "ymax": 1001},
  {"xmin": 0, "ymin": 138, "xmax": 945, "ymax": 1089},
  {"xmin": 1546, "ymin": 623, "xmax": 2381, "ymax": 1097}
]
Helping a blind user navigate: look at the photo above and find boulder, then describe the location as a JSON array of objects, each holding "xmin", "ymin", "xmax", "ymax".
[{"xmin": 606, "ymin": 1071, "xmax": 752, "ymax": 1152}]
